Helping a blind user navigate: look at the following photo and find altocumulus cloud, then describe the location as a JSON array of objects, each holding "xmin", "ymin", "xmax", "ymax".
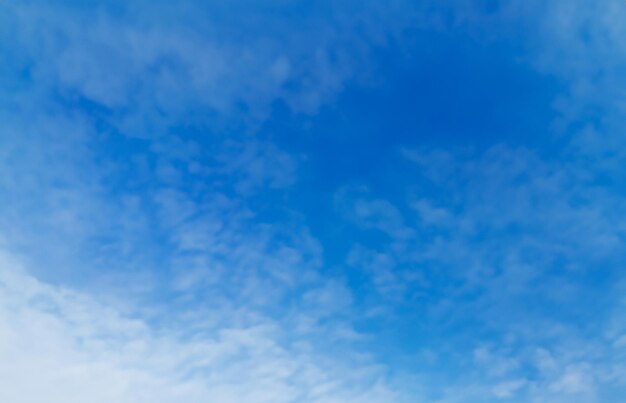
[
  {"xmin": 0, "ymin": 1, "xmax": 414, "ymax": 402},
  {"xmin": 3, "ymin": 1, "xmax": 626, "ymax": 402}
]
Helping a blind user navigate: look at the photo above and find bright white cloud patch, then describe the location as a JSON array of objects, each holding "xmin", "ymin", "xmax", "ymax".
[{"xmin": 0, "ymin": 251, "xmax": 399, "ymax": 403}]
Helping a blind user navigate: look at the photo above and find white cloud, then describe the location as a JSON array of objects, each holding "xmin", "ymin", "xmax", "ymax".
[
  {"xmin": 1, "ymin": 0, "xmax": 426, "ymax": 137},
  {"xmin": 0, "ymin": 250, "xmax": 401, "ymax": 403},
  {"xmin": 334, "ymin": 142, "xmax": 626, "ymax": 400},
  {"xmin": 491, "ymin": 378, "xmax": 526, "ymax": 399},
  {"xmin": 411, "ymin": 200, "xmax": 453, "ymax": 227},
  {"xmin": 216, "ymin": 140, "xmax": 299, "ymax": 194},
  {"xmin": 549, "ymin": 364, "xmax": 594, "ymax": 395}
]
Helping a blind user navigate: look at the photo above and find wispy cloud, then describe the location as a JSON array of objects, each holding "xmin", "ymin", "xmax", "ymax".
[
  {"xmin": 0, "ymin": 250, "xmax": 400, "ymax": 403},
  {"xmin": 3, "ymin": 1, "xmax": 626, "ymax": 402},
  {"xmin": 339, "ymin": 142, "xmax": 626, "ymax": 400}
]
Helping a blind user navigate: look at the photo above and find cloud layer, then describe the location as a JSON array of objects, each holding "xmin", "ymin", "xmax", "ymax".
[{"xmin": 2, "ymin": 1, "xmax": 626, "ymax": 402}]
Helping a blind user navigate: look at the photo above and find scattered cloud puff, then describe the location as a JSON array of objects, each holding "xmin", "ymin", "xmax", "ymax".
[{"xmin": 340, "ymin": 142, "xmax": 626, "ymax": 401}]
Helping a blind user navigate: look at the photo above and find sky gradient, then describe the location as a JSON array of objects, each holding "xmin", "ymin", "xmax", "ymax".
[{"xmin": 2, "ymin": 1, "xmax": 626, "ymax": 402}]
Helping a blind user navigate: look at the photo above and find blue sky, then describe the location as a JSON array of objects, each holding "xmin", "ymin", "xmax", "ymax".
[{"xmin": 2, "ymin": 1, "xmax": 626, "ymax": 402}]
